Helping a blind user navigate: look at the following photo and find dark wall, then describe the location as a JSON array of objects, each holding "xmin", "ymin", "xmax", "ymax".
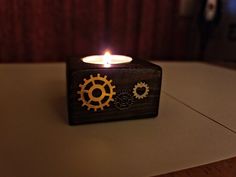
[
  {"xmin": 0, "ymin": 0, "xmax": 195, "ymax": 62},
  {"xmin": 203, "ymin": 0, "xmax": 236, "ymax": 62}
]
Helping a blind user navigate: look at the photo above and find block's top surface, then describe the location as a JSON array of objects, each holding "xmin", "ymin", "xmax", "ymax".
[{"xmin": 67, "ymin": 56, "xmax": 162, "ymax": 71}]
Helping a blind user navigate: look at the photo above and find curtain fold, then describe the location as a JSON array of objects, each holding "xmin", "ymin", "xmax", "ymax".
[{"xmin": 0, "ymin": 0, "xmax": 191, "ymax": 62}]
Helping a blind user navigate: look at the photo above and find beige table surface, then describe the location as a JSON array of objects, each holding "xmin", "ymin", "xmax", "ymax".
[
  {"xmin": 156, "ymin": 62, "xmax": 236, "ymax": 133},
  {"xmin": 0, "ymin": 63, "xmax": 235, "ymax": 177}
]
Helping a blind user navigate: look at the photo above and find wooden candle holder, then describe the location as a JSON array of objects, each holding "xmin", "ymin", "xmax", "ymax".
[{"xmin": 66, "ymin": 57, "xmax": 162, "ymax": 125}]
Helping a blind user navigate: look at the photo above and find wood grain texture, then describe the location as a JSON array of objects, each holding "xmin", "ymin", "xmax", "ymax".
[{"xmin": 154, "ymin": 157, "xmax": 236, "ymax": 177}]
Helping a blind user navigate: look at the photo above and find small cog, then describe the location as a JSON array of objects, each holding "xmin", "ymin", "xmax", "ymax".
[
  {"xmin": 114, "ymin": 90, "xmax": 134, "ymax": 110},
  {"xmin": 133, "ymin": 82, "xmax": 149, "ymax": 99},
  {"xmin": 77, "ymin": 73, "xmax": 116, "ymax": 111}
]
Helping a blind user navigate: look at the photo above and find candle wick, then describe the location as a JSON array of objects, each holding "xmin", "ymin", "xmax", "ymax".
[{"xmin": 103, "ymin": 51, "xmax": 111, "ymax": 67}]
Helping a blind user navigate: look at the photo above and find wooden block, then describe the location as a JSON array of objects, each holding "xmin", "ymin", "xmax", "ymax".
[{"xmin": 66, "ymin": 57, "xmax": 162, "ymax": 125}]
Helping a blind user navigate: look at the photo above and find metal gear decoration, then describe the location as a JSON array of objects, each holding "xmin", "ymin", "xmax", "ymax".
[
  {"xmin": 114, "ymin": 90, "xmax": 134, "ymax": 110},
  {"xmin": 133, "ymin": 82, "xmax": 149, "ymax": 99},
  {"xmin": 77, "ymin": 74, "xmax": 116, "ymax": 111}
]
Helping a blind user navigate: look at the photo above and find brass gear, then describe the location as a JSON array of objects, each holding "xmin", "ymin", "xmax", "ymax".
[
  {"xmin": 133, "ymin": 82, "xmax": 149, "ymax": 99},
  {"xmin": 77, "ymin": 74, "xmax": 116, "ymax": 111}
]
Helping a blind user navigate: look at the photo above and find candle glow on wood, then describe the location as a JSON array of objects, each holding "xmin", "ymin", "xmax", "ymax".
[{"xmin": 82, "ymin": 51, "xmax": 132, "ymax": 67}]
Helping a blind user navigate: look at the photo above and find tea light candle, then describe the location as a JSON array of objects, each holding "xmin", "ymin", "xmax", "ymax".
[
  {"xmin": 67, "ymin": 50, "xmax": 162, "ymax": 125},
  {"xmin": 82, "ymin": 51, "xmax": 133, "ymax": 67}
]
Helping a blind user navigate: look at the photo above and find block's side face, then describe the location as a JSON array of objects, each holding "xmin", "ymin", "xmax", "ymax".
[
  {"xmin": 67, "ymin": 66, "xmax": 162, "ymax": 125},
  {"xmin": 66, "ymin": 63, "xmax": 78, "ymax": 125}
]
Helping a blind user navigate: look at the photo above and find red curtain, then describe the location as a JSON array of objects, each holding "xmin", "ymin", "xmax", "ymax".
[{"xmin": 0, "ymin": 0, "xmax": 191, "ymax": 62}]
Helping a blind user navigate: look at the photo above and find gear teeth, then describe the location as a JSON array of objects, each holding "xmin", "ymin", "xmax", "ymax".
[
  {"xmin": 133, "ymin": 82, "xmax": 149, "ymax": 99},
  {"xmin": 77, "ymin": 73, "xmax": 116, "ymax": 112}
]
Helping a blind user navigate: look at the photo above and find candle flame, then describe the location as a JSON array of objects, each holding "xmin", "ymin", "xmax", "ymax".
[{"xmin": 103, "ymin": 51, "xmax": 111, "ymax": 67}]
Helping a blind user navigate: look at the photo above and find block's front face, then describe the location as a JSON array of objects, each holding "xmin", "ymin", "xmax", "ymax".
[{"xmin": 67, "ymin": 59, "xmax": 162, "ymax": 125}]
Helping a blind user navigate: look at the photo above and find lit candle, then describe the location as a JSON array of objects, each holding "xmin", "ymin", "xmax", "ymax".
[
  {"xmin": 82, "ymin": 51, "xmax": 132, "ymax": 67},
  {"xmin": 67, "ymin": 49, "xmax": 162, "ymax": 125}
]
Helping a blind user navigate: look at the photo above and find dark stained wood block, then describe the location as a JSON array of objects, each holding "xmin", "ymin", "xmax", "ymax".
[{"xmin": 66, "ymin": 57, "xmax": 162, "ymax": 125}]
